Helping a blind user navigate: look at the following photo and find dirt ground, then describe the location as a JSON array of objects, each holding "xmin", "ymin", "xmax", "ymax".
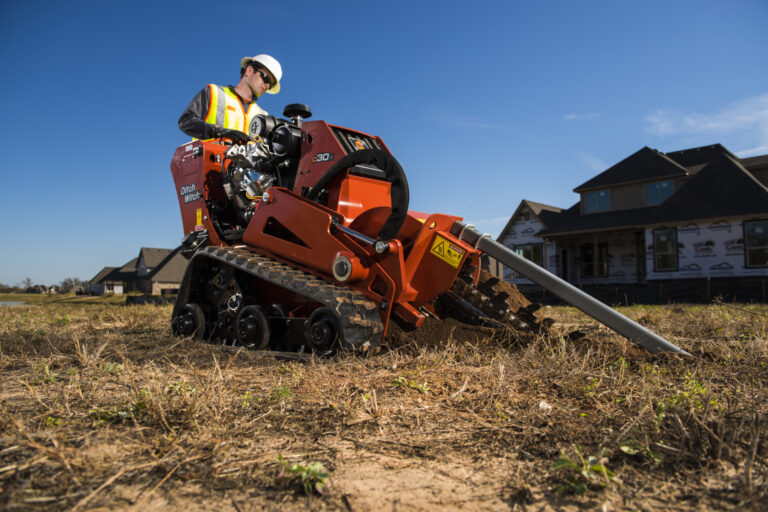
[{"xmin": 1, "ymin": 298, "xmax": 767, "ymax": 511}]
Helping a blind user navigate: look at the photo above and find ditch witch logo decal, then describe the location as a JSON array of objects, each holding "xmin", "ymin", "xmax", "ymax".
[{"xmin": 179, "ymin": 184, "xmax": 201, "ymax": 204}]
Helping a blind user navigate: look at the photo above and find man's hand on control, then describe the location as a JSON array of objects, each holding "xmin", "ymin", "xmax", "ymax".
[{"xmin": 217, "ymin": 128, "xmax": 249, "ymax": 144}]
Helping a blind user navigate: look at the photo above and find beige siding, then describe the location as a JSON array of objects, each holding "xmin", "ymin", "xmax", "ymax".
[
  {"xmin": 581, "ymin": 179, "xmax": 684, "ymax": 213},
  {"xmin": 609, "ymin": 183, "xmax": 646, "ymax": 210}
]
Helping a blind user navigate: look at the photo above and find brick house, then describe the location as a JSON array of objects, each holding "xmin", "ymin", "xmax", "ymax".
[
  {"xmin": 136, "ymin": 248, "xmax": 188, "ymax": 295},
  {"xmin": 89, "ymin": 247, "xmax": 188, "ymax": 296}
]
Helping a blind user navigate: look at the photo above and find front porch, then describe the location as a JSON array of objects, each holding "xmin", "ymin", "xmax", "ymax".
[{"xmin": 548, "ymin": 229, "xmax": 646, "ymax": 286}]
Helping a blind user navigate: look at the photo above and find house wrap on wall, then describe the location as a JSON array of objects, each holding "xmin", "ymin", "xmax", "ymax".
[{"xmin": 491, "ymin": 144, "xmax": 768, "ymax": 295}]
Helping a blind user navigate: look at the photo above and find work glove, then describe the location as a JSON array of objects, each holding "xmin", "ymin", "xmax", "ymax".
[{"xmin": 217, "ymin": 128, "xmax": 249, "ymax": 144}]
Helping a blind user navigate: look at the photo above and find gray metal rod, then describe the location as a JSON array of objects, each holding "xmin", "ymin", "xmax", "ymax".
[{"xmin": 451, "ymin": 222, "xmax": 691, "ymax": 355}]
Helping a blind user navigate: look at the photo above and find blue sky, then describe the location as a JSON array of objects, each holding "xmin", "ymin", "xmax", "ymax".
[{"xmin": 1, "ymin": 0, "xmax": 767, "ymax": 286}]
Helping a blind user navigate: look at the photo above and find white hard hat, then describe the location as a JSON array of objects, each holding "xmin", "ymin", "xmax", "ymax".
[{"xmin": 241, "ymin": 54, "xmax": 282, "ymax": 94}]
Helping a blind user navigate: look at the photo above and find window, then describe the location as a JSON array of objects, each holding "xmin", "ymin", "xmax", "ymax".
[
  {"xmin": 745, "ymin": 220, "xmax": 768, "ymax": 267},
  {"xmin": 584, "ymin": 189, "xmax": 610, "ymax": 213},
  {"xmin": 580, "ymin": 243, "xmax": 608, "ymax": 278},
  {"xmin": 646, "ymin": 180, "xmax": 674, "ymax": 205},
  {"xmin": 514, "ymin": 243, "xmax": 543, "ymax": 267},
  {"xmin": 653, "ymin": 228, "xmax": 678, "ymax": 271}
]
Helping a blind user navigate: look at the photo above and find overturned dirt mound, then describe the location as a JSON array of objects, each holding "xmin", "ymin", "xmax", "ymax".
[
  {"xmin": 384, "ymin": 316, "xmax": 499, "ymax": 349},
  {"xmin": 476, "ymin": 269, "xmax": 532, "ymax": 312},
  {"xmin": 385, "ymin": 273, "xmax": 549, "ymax": 350}
]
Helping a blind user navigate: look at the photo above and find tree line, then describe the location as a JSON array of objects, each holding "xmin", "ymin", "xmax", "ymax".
[{"xmin": 0, "ymin": 277, "xmax": 86, "ymax": 293}]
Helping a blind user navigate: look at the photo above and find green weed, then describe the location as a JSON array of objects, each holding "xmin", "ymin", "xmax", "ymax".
[
  {"xmin": 277, "ymin": 454, "xmax": 329, "ymax": 495},
  {"xmin": 391, "ymin": 376, "xmax": 430, "ymax": 393},
  {"xmin": 90, "ymin": 391, "xmax": 150, "ymax": 426},
  {"xmin": 580, "ymin": 376, "xmax": 600, "ymax": 397},
  {"xmin": 272, "ymin": 385, "xmax": 292, "ymax": 401},
  {"xmin": 166, "ymin": 381, "xmax": 198, "ymax": 395},
  {"xmin": 495, "ymin": 401, "xmax": 510, "ymax": 422},
  {"xmin": 44, "ymin": 416, "xmax": 62, "ymax": 428},
  {"xmin": 34, "ymin": 364, "xmax": 59, "ymax": 385},
  {"xmin": 550, "ymin": 445, "xmax": 619, "ymax": 494},
  {"xmin": 102, "ymin": 363, "xmax": 124, "ymax": 375},
  {"xmin": 54, "ymin": 314, "xmax": 71, "ymax": 327},
  {"xmin": 619, "ymin": 439, "xmax": 662, "ymax": 463}
]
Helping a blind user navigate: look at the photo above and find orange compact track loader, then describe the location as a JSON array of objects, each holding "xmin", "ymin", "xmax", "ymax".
[{"xmin": 170, "ymin": 104, "xmax": 689, "ymax": 356}]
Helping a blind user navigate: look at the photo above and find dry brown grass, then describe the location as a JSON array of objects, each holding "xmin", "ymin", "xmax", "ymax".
[{"xmin": 1, "ymin": 301, "xmax": 766, "ymax": 511}]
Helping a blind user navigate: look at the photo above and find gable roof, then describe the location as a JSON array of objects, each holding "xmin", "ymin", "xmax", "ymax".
[
  {"xmin": 90, "ymin": 267, "xmax": 118, "ymax": 284},
  {"xmin": 665, "ymin": 143, "xmax": 734, "ymax": 168},
  {"xmin": 540, "ymin": 151, "xmax": 768, "ymax": 236},
  {"xmin": 119, "ymin": 257, "xmax": 138, "ymax": 273},
  {"xmin": 524, "ymin": 200, "xmax": 562, "ymax": 217},
  {"xmin": 139, "ymin": 247, "xmax": 174, "ymax": 268},
  {"xmin": 497, "ymin": 200, "xmax": 562, "ymax": 240},
  {"xmin": 654, "ymin": 152, "xmax": 768, "ymax": 221},
  {"xmin": 574, "ymin": 146, "xmax": 688, "ymax": 192},
  {"xmin": 149, "ymin": 251, "xmax": 188, "ymax": 283},
  {"xmin": 536, "ymin": 202, "xmax": 655, "ymax": 236}
]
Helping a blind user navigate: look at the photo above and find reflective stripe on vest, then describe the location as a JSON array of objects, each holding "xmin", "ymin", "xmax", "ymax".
[{"xmin": 203, "ymin": 85, "xmax": 268, "ymax": 137}]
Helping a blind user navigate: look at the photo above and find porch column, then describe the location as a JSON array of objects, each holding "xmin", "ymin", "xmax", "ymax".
[{"xmin": 593, "ymin": 234, "xmax": 598, "ymax": 286}]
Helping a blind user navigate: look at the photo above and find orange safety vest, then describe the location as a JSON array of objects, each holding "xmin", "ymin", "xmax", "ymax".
[{"xmin": 203, "ymin": 84, "xmax": 268, "ymax": 138}]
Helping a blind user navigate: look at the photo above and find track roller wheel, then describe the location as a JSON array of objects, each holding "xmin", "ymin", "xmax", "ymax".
[
  {"xmin": 264, "ymin": 304, "xmax": 288, "ymax": 342},
  {"xmin": 236, "ymin": 305, "xmax": 271, "ymax": 349},
  {"xmin": 172, "ymin": 304, "xmax": 206, "ymax": 340},
  {"xmin": 305, "ymin": 308, "xmax": 339, "ymax": 355}
]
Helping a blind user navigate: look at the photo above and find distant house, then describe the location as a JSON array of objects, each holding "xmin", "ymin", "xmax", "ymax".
[
  {"xmin": 491, "ymin": 200, "xmax": 563, "ymax": 284},
  {"xmin": 134, "ymin": 247, "xmax": 188, "ymax": 295},
  {"xmin": 493, "ymin": 144, "xmax": 768, "ymax": 300},
  {"xmin": 89, "ymin": 267, "xmax": 124, "ymax": 295},
  {"xmin": 89, "ymin": 247, "xmax": 188, "ymax": 296},
  {"xmin": 118, "ymin": 257, "xmax": 139, "ymax": 292}
]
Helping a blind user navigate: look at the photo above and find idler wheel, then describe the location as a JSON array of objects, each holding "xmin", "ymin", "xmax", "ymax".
[
  {"xmin": 236, "ymin": 305, "xmax": 270, "ymax": 349},
  {"xmin": 305, "ymin": 308, "xmax": 339, "ymax": 355},
  {"xmin": 172, "ymin": 304, "xmax": 206, "ymax": 340}
]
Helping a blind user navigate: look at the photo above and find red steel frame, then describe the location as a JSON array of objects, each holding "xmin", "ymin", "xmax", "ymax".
[{"xmin": 170, "ymin": 121, "xmax": 482, "ymax": 338}]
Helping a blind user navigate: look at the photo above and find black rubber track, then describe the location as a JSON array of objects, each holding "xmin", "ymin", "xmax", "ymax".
[{"xmin": 177, "ymin": 246, "xmax": 383, "ymax": 351}]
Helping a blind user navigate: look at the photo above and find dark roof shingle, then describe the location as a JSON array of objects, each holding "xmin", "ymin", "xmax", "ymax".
[
  {"xmin": 90, "ymin": 267, "xmax": 118, "ymax": 284},
  {"xmin": 665, "ymin": 143, "xmax": 734, "ymax": 168},
  {"xmin": 150, "ymin": 251, "xmax": 188, "ymax": 283},
  {"xmin": 139, "ymin": 248, "xmax": 174, "ymax": 268},
  {"xmin": 573, "ymin": 146, "xmax": 688, "ymax": 192},
  {"xmin": 541, "ymin": 153, "xmax": 768, "ymax": 236}
]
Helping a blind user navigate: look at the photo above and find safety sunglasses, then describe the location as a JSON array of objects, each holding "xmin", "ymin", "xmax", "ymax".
[{"xmin": 256, "ymin": 70, "xmax": 273, "ymax": 88}]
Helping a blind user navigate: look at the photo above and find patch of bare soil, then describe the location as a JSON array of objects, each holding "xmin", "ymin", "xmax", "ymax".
[{"xmin": 1, "ymin": 301, "xmax": 767, "ymax": 511}]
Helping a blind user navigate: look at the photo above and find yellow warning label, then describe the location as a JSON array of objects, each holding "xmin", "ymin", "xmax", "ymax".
[
  {"xmin": 196, "ymin": 208, "xmax": 202, "ymax": 227},
  {"xmin": 430, "ymin": 235, "xmax": 466, "ymax": 268}
]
